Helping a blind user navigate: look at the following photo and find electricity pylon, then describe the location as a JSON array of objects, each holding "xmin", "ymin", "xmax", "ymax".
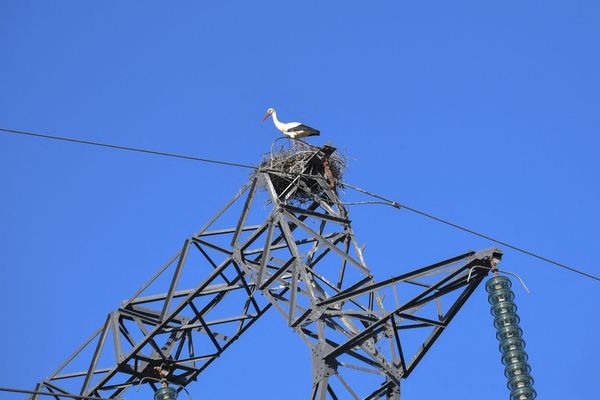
[{"xmin": 34, "ymin": 145, "xmax": 501, "ymax": 399}]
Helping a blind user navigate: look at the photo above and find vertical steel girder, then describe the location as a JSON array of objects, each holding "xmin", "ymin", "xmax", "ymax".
[{"xmin": 34, "ymin": 145, "xmax": 501, "ymax": 399}]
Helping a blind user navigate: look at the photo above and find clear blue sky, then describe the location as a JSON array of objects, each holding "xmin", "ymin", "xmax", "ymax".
[{"xmin": 1, "ymin": 1, "xmax": 599, "ymax": 399}]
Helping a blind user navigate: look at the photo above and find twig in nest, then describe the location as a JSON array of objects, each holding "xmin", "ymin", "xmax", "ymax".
[{"xmin": 259, "ymin": 142, "xmax": 346, "ymax": 205}]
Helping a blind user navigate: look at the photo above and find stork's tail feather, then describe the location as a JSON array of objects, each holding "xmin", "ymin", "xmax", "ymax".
[{"xmin": 308, "ymin": 130, "xmax": 320, "ymax": 137}]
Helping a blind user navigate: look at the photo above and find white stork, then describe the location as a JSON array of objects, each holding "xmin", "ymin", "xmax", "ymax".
[{"xmin": 262, "ymin": 107, "xmax": 320, "ymax": 140}]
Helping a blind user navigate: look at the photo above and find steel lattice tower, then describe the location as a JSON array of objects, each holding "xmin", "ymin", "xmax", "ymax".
[{"xmin": 34, "ymin": 145, "xmax": 502, "ymax": 400}]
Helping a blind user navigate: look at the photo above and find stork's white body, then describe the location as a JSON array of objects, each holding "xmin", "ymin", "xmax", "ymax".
[{"xmin": 264, "ymin": 109, "xmax": 320, "ymax": 139}]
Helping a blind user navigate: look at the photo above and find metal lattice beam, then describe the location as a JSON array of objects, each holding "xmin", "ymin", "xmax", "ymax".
[{"xmin": 34, "ymin": 145, "xmax": 501, "ymax": 399}]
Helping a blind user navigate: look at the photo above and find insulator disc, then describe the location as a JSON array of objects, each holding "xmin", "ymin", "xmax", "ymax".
[
  {"xmin": 154, "ymin": 387, "xmax": 178, "ymax": 400},
  {"xmin": 500, "ymin": 337, "xmax": 526, "ymax": 354},
  {"xmin": 508, "ymin": 374, "xmax": 534, "ymax": 390},
  {"xmin": 496, "ymin": 325, "xmax": 523, "ymax": 341},
  {"xmin": 494, "ymin": 312, "xmax": 521, "ymax": 329},
  {"xmin": 486, "ymin": 276, "xmax": 513, "ymax": 292},
  {"xmin": 502, "ymin": 349, "xmax": 528, "ymax": 366},
  {"xmin": 488, "ymin": 288, "xmax": 515, "ymax": 304},
  {"xmin": 504, "ymin": 361, "xmax": 532, "ymax": 378},
  {"xmin": 491, "ymin": 301, "xmax": 518, "ymax": 317},
  {"xmin": 510, "ymin": 387, "xmax": 537, "ymax": 400}
]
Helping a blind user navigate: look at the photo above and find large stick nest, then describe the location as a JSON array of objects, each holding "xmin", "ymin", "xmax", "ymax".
[{"xmin": 259, "ymin": 142, "xmax": 347, "ymax": 205}]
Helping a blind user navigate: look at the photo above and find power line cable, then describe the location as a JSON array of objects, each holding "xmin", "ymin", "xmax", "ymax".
[
  {"xmin": 2, "ymin": 126, "xmax": 598, "ymax": 282},
  {"xmin": 0, "ymin": 127, "xmax": 257, "ymax": 170},
  {"xmin": 340, "ymin": 181, "xmax": 600, "ymax": 282}
]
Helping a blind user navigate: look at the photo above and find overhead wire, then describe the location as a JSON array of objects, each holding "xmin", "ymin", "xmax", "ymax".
[
  {"xmin": 0, "ymin": 127, "xmax": 257, "ymax": 170},
  {"xmin": 339, "ymin": 181, "xmax": 600, "ymax": 282},
  {"xmin": 1, "ymin": 126, "xmax": 598, "ymax": 282}
]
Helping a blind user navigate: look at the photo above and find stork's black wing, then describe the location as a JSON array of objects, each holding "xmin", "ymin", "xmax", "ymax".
[{"xmin": 288, "ymin": 124, "xmax": 320, "ymax": 136}]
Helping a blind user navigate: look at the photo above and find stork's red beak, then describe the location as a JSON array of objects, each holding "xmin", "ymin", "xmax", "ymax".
[{"xmin": 262, "ymin": 112, "xmax": 270, "ymax": 122}]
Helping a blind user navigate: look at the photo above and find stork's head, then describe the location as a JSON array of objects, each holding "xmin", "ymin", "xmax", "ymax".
[{"xmin": 262, "ymin": 107, "xmax": 275, "ymax": 122}]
